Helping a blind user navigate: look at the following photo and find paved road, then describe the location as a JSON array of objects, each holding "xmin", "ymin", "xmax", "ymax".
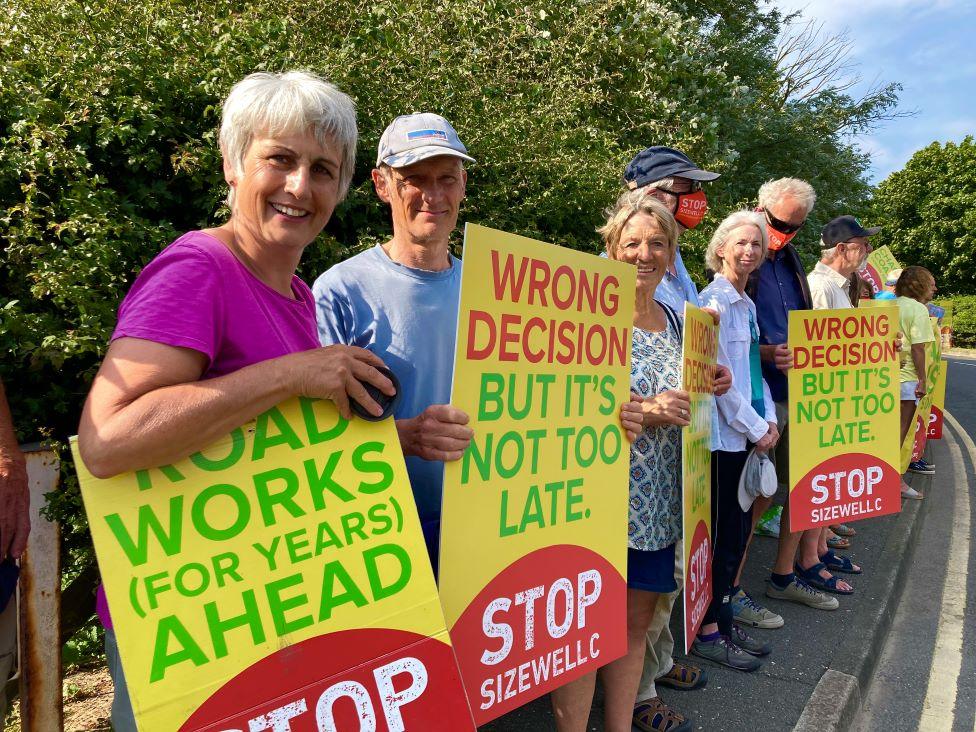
[{"xmin": 855, "ymin": 356, "xmax": 976, "ymax": 732}]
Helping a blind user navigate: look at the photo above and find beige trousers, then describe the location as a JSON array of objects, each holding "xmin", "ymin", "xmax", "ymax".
[{"xmin": 636, "ymin": 540, "xmax": 682, "ymax": 701}]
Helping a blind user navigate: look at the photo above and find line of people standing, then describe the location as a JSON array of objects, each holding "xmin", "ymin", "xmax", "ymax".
[{"xmin": 68, "ymin": 70, "xmax": 914, "ymax": 732}]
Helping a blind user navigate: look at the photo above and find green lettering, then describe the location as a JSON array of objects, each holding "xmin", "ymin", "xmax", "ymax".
[
  {"xmin": 253, "ymin": 467, "xmax": 305, "ymax": 526},
  {"xmin": 190, "ymin": 428, "xmax": 246, "ymax": 472},
  {"xmin": 104, "ymin": 497, "xmax": 183, "ymax": 567},
  {"xmin": 352, "ymin": 442, "xmax": 394, "ymax": 494},
  {"xmin": 519, "ymin": 485, "xmax": 544, "ymax": 531},
  {"xmin": 319, "ymin": 560, "xmax": 368, "ymax": 620},
  {"xmin": 478, "ymin": 373, "xmax": 505, "ymax": 421},
  {"xmin": 284, "ymin": 528, "xmax": 313, "ymax": 563},
  {"xmin": 461, "ymin": 433, "xmax": 492, "ymax": 484},
  {"xmin": 204, "ymin": 589, "xmax": 265, "ymax": 659},
  {"xmin": 305, "ymin": 453, "xmax": 355, "ymax": 509},
  {"xmin": 266, "ymin": 573, "xmax": 313, "ymax": 636},
  {"xmin": 300, "ymin": 397, "xmax": 349, "ymax": 444},
  {"xmin": 134, "ymin": 464, "xmax": 186, "ymax": 491},
  {"xmin": 191, "ymin": 484, "xmax": 250, "ymax": 542},
  {"xmin": 149, "ymin": 615, "xmax": 208, "ymax": 683},
  {"xmin": 363, "ymin": 543, "xmax": 411, "ymax": 601},
  {"xmin": 253, "ymin": 406, "xmax": 303, "ymax": 461}
]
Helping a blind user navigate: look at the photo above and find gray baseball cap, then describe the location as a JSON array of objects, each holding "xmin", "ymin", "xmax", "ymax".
[{"xmin": 376, "ymin": 112, "xmax": 475, "ymax": 168}]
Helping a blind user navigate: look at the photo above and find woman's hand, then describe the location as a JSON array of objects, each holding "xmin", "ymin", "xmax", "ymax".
[
  {"xmin": 620, "ymin": 397, "xmax": 644, "ymax": 442},
  {"xmin": 755, "ymin": 421, "xmax": 779, "ymax": 452},
  {"xmin": 288, "ymin": 345, "xmax": 396, "ymax": 419},
  {"xmin": 637, "ymin": 389, "xmax": 691, "ymax": 428}
]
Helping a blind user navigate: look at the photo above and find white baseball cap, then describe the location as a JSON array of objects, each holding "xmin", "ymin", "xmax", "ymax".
[{"xmin": 376, "ymin": 112, "xmax": 475, "ymax": 168}]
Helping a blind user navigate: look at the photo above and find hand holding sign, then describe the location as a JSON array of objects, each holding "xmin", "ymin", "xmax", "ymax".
[
  {"xmin": 397, "ymin": 404, "xmax": 474, "ymax": 462},
  {"xmin": 636, "ymin": 389, "xmax": 692, "ymax": 428}
]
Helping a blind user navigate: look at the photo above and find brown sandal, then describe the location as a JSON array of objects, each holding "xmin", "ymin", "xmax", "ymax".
[
  {"xmin": 633, "ymin": 697, "xmax": 692, "ymax": 732},
  {"xmin": 655, "ymin": 661, "xmax": 708, "ymax": 690}
]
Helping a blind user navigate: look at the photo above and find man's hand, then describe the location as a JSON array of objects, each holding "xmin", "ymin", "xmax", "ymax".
[
  {"xmin": 713, "ymin": 364, "xmax": 732, "ymax": 396},
  {"xmin": 0, "ymin": 449, "xmax": 29, "ymax": 560},
  {"xmin": 755, "ymin": 421, "xmax": 779, "ymax": 452},
  {"xmin": 396, "ymin": 404, "xmax": 474, "ymax": 462},
  {"xmin": 773, "ymin": 344, "xmax": 793, "ymax": 372},
  {"xmin": 620, "ymin": 397, "xmax": 644, "ymax": 442},
  {"xmin": 915, "ymin": 380, "xmax": 927, "ymax": 399}
]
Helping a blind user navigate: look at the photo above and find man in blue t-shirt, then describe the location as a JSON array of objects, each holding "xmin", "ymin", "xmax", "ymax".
[{"xmin": 313, "ymin": 113, "xmax": 476, "ymax": 571}]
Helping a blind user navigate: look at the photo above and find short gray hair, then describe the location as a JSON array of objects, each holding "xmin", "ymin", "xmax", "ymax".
[
  {"xmin": 599, "ymin": 189, "xmax": 679, "ymax": 259},
  {"xmin": 757, "ymin": 177, "xmax": 817, "ymax": 216},
  {"xmin": 705, "ymin": 210, "xmax": 768, "ymax": 272},
  {"xmin": 219, "ymin": 70, "xmax": 357, "ymax": 207},
  {"xmin": 820, "ymin": 244, "xmax": 842, "ymax": 263}
]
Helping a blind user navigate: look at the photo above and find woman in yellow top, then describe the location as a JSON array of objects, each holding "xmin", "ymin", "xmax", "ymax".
[{"xmin": 895, "ymin": 265, "xmax": 937, "ymax": 499}]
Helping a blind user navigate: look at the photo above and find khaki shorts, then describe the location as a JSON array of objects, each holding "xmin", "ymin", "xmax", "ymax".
[{"xmin": 766, "ymin": 400, "xmax": 790, "ymax": 504}]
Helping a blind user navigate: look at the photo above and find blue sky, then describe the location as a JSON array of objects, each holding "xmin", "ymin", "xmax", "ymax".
[{"xmin": 772, "ymin": 0, "xmax": 976, "ymax": 182}]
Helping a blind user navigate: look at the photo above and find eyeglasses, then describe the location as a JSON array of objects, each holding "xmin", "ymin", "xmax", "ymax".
[
  {"xmin": 653, "ymin": 181, "xmax": 702, "ymax": 196},
  {"xmin": 763, "ymin": 209, "xmax": 805, "ymax": 235}
]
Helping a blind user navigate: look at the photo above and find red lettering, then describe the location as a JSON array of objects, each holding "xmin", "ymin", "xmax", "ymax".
[{"xmin": 467, "ymin": 310, "xmax": 496, "ymax": 360}]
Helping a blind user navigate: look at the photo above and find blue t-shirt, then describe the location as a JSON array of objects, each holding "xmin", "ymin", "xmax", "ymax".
[
  {"xmin": 755, "ymin": 250, "xmax": 806, "ymax": 402},
  {"xmin": 312, "ymin": 245, "xmax": 461, "ymax": 523}
]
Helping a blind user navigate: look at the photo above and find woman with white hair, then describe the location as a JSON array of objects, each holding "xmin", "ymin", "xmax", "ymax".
[
  {"xmin": 77, "ymin": 71, "xmax": 394, "ymax": 730},
  {"xmin": 693, "ymin": 211, "xmax": 780, "ymax": 672}
]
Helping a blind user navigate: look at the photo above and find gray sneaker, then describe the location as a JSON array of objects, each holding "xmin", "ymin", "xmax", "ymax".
[
  {"xmin": 691, "ymin": 635, "xmax": 762, "ymax": 672},
  {"xmin": 765, "ymin": 576, "xmax": 839, "ymax": 610},
  {"xmin": 731, "ymin": 624, "xmax": 772, "ymax": 656},
  {"xmin": 731, "ymin": 588, "xmax": 785, "ymax": 629}
]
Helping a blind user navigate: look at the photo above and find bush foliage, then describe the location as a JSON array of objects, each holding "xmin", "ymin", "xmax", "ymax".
[
  {"xmin": 0, "ymin": 0, "xmax": 899, "ymax": 608},
  {"xmin": 872, "ymin": 136, "xmax": 976, "ymax": 297}
]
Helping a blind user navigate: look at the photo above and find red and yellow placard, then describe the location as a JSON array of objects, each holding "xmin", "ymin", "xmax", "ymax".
[
  {"xmin": 857, "ymin": 245, "xmax": 901, "ymax": 295},
  {"xmin": 901, "ymin": 317, "xmax": 943, "ymax": 463},
  {"xmin": 788, "ymin": 308, "xmax": 901, "ymax": 531},
  {"xmin": 71, "ymin": 398, "xmax": 474, "ymax": 731},
  {"xmin": 440, "ymin": 224, "xmax": 633, "ymax": 725},
  {"xmin": 681, "ymin": 304, "xmax": 715, "ymax": 653}
]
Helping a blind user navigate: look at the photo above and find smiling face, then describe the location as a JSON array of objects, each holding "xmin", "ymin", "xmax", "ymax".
[
  {"xmin": 717, "ymin": 223, "xmax": 764, "ymax": 279},
  {"xmin": 225, "ymin": 130, "xmax": 342, "ymax": 251},
  {"xmin": 612, "ymin": 212, "xmax": 674, "ymax": 292},
  {"xmin": 372, "ymin": 155, "xmax": 467, "ymax": 247}
]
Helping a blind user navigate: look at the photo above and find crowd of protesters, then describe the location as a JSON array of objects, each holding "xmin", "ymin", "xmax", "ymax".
[{"xmin": 0, "ymin": 69, "xmax": 944, "ymax": 731}]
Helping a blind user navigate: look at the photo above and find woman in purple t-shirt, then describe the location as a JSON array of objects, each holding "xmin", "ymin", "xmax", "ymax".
[{"xmin": 76, "ymin": 71, "xmax": 394, "ymax": 730}]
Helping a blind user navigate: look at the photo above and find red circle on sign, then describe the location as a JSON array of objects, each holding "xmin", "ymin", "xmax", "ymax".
[{"xmin": 180, "ymin": 628, "xmax": 472, "ymax": 731}]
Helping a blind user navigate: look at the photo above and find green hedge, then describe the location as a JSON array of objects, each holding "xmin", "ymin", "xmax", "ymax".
[{"xmin": 944, "ymin": 296, "xmax": 976, "ymax": 349}]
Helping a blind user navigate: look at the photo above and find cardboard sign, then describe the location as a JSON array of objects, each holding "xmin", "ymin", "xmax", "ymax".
[
  {"xmin": 857, "ymin": 245, "xmax": 902, "ymax": 295},
  {"xmin": 72, "ymin": 398, "xmax": 474, "ymax": 731},
  {"xmin": 928, "ymin": 359, "xmax": 948, "ymax": 439},
  {"xmin": 680, "ymin": 304, "xmax": 715, "ymax": 654},
  {"xmin": 901, "ymin": 317, "xmax": 942, "ymax": 462},
  {"xmin": 440, "ymin": 224, "xmax": 633, "ymax": 725},
  {"xmin": 788, "ymin": 308, "xmax": 902, "ymax": 531}
]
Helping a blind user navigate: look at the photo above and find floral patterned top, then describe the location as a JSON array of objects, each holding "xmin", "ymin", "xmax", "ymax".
[{"xmin": 628, "ymin": 306, "xmax": 683, "ymax": 552}]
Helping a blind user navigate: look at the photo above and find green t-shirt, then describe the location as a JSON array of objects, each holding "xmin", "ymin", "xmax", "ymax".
[{"xmin": 898, "ymin": 296, "xmax": 934, "ymax": 383}]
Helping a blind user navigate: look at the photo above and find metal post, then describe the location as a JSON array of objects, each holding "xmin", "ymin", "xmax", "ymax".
[{"xmin": 17, "ymin": 446, "xmax": 62, "ymax": 731}]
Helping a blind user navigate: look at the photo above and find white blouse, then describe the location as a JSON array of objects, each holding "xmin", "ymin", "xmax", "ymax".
[{"xmin": 700, "ymin": 274, "xmax": 776, "ymax": 452}]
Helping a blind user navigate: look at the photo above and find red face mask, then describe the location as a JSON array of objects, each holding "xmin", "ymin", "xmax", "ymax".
[
  {"xmin": 766, "ymin": 225, "xmax": 797, "ymax": 251},
  {"xmin": 673, "ymin": 190, "xmax": 708, "ymax": 229}
]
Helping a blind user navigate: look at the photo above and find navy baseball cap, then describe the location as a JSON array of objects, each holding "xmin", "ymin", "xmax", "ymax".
[
  {"xmin": 623, "ymin": 146, "xmax": 720, "ymax": 189},
  {"xmin": 821, "ymin": 215, "xmax": 881, "ymax": 247}
]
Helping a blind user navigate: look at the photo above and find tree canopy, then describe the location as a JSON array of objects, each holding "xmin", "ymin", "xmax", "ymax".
[
  {"xmin": 871, "ymin": 136, "xmax": 976, "ymax": 296},
  {"xmin": 0, "ymin": 0, "xmax": 900, "ymax": 599}
]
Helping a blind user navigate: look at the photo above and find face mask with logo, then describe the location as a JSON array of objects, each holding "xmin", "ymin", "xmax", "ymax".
[
  {"xmin": 672, "ymin": 189, "xmax": 708, "ymax": 229},
  {"xmin": 757, "ymin": 207, "xmax": 803, "ymax": 251}
]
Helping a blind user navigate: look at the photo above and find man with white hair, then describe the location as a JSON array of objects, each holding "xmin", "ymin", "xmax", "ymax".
[{"xmin": 728, "ymin": 178, "xmax": 842, "ymax": 628}]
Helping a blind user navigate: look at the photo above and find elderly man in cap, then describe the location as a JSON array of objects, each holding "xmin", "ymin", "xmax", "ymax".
[
  {"xmin": 621, "ymin": 146, "xmax": 721, "ymax": 732},
  {"xmin": 312, "ymin": 113, "xmax": 476, "ymax": 570},
  {"xmin": 782, "ymin": 215, "xmax": 881, "ymax": 596}
]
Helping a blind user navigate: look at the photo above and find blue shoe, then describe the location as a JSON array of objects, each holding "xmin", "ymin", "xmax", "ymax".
[{"xmin": 909, "ymin": 460, "xmax": 934, "ymax": 475}]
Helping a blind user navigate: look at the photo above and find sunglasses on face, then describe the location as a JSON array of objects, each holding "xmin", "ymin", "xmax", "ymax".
[
  {"xmin": 764, "ymin": 209, "xmax": 805, "ymax": 235},
  {"xmin": 653, "ymin": 181, "xmax": 702, "ymax": 196}
]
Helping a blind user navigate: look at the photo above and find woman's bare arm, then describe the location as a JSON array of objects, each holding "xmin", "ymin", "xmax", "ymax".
[{"xmin": 77, "ymin": 337, "xmax": 393, "ymax": 478}]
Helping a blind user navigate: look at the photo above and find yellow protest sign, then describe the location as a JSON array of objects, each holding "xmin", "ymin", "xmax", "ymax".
[
  {"xmin": 857, "ymin": 245, "xmax": 902, "ymax": 295},
  {"xmin": 439, "ymin": 224, "xmax": 633, "ymax": 725},
  {"xmin": 901, "ymin": 317, "xmax": 943, "ymax": 462},
  {"xmin": 788, "ymin": 308, "xmax": 901, "ymax": 531},
  {"xmin": 680, "ymin": 304, "xmax": 715, "ymax": 654},
  {"xmin": 72, "ymin": 397, "xmax": 474, "ymax": 731}
]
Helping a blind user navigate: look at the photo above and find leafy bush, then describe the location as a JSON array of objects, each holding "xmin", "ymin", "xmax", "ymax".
[
  {"xmin": 946, "ymin": 296, "xmax": 976, "ymax": 349},
  {"xmin": 0, "ymin": 0, "xmax": 899, "ymax": 629},
  {"xmin": 872, "ymin": 137, "xmax": 976, "ymax": 296}
]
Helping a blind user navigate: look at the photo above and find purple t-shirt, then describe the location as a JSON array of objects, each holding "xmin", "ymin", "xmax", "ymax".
[{"xmin": 96, "ymin": 230, "xmax": 320, "ymax": 628}]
